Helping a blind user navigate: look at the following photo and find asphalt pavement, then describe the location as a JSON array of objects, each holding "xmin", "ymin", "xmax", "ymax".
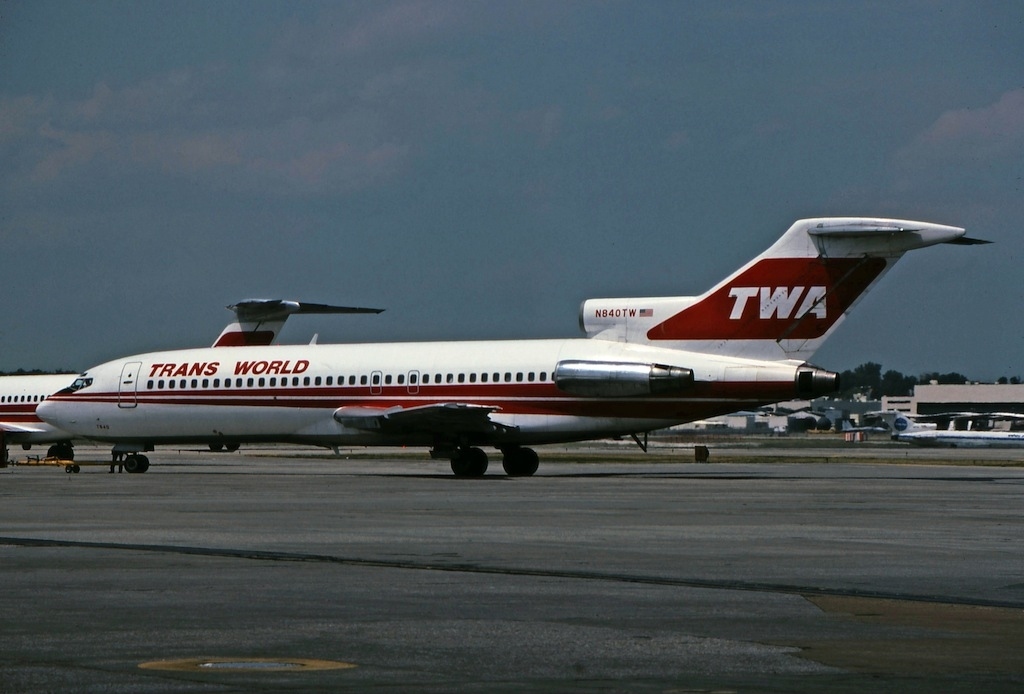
[{"xmin": 2, "ymin": 443, "xmax": 1023, "ymax": 693}]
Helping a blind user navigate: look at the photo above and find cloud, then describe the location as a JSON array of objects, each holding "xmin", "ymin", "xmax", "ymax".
[{"xmin": 897, "ymin": 88, "xmax": 1024, "ymax": 167}]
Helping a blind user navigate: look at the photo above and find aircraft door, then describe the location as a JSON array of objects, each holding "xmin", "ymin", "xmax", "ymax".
[
  {"xmin": 407, "ymin": 370, "xmax": 420, "ymax": 395},
  {"xmin": 118, "ymin": 361, "xmax": 143, "ymax": 409},
  {"xmin": 370, "ymin": 370, "xmax": 383, "ymax": 395}
]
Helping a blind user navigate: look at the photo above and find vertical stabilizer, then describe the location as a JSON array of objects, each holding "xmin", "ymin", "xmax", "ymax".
[{"xmin": 579, "ymin": 218, "xmax": 982, "ymax": 361}]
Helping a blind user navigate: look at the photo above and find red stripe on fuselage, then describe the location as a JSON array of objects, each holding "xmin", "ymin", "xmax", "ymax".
[{"xmin": 45, "ymin": 380, "xmax": 799, "ymax": 421}]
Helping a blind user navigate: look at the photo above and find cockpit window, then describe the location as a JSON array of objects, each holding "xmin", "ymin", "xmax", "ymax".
[{"xmin": 68, "ymin": 376, "xmax": 94, "ymax": 392}]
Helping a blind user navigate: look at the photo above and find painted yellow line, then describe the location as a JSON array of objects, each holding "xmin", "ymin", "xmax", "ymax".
[{"xmin": 139, "ymin": 657, "xmax": 357, "ymax": 672}]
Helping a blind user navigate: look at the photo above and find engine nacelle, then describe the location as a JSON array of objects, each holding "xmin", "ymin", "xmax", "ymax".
[
  {"xmin": 795, "ymin": 366, "xmax": 840, "ymax": 397},
  {"xmin": 554, "ymin": 360, "xmax": 695, "ymax": 398}
]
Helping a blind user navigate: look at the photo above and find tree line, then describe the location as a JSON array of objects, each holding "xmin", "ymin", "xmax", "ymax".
[{"xmin": 839, "ymin": 362, "xmax": 1022, "ymax": 399}]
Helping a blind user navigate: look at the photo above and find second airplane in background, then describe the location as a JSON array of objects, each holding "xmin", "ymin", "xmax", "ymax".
[{"xmin": 39, "ymin": 217, "xmax": 986, "ymax": 476}]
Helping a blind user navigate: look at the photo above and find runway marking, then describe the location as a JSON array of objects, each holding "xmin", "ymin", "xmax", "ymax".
[
  {"xmin": 3, "ymin": 535, "xmax": 1022, "ymax": 610},
  {"xmin": 139, "ymin": 657, "xmax": 356, "ymax": 672}
]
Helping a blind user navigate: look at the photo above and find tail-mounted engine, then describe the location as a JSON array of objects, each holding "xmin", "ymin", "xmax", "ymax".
[
  {"xmin": 795, "ymin": 366, "xmax": 840, "ymax": 397},
  {"xmin": 554, "ymin": 360, "xmax": 695, "ymax": 398}
]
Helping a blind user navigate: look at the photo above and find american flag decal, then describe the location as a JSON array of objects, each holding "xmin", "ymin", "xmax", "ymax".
[{"xmin": 639, "ymin": 308, "xmax": 654, "ymax": 317}]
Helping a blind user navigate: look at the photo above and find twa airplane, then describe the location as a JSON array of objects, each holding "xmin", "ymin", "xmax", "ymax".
[
  {"xmin": 0, "ymin": 373, "xmax": 79, "ymax": 463},
  {"xmin": 38, "ymin": 217, "xmax": 985, "ymax": 476},
  {"xmin": 0, "ymin": 301, "xmax": 376, "ymax": 467}
]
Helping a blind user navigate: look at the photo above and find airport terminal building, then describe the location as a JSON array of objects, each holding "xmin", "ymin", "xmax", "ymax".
[{"xmin": 883, "ymin": 383, "xmax": 1024, "ymax": 416}]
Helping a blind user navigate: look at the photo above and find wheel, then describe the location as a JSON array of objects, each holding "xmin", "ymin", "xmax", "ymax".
[
  {"xmin": 123, "ymin": 454, "xmax": 142, "ymax": 473},
  {"xmin": 136, "ymin": 455, "xmax": 150, "ymax": 473},
  {"xmin": 225, "ymin": 443, "xmax": 240, "ymax": 452},
  {"xmin": 48, "ymin": 443, "xmax": 74, "ymax": 460},
  {"xmin": 502, "ymin": 447, "xmax": 539, "ymax": 476},
  {"xmin": 450, "ymin": 447, "xmax": 488, "ymax": 477},
  {"xmin": 209, "ymin": 443, "xmax": 224, "ymax": 452},
  {"xmin": 65, "ymin": 464, "xmax": 73, "ymax": 473},
  {"xmin": 72, "ymin": 464, "xmax": 80, "ymax": 473}
]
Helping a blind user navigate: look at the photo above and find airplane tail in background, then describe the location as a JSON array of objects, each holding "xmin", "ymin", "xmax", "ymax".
[
  {"xmin": 581, "ymin": 218, "xmax": 987, "ymax": 361},
  {"xmin": 212, "ymin": 300, "xmax": 384, "ymax": 347}
]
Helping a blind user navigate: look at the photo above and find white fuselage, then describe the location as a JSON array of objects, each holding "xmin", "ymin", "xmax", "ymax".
[
  {"xmin": 895, "ymin": 429, "xmax": 1024, "ymax": 449},
  {"xmin": 0, "ymin": 374, "xmax": 78, "ymax": 446},
  {"xmin": 38, "ymin": 338, "xmax": 808, "ymax": 449}
]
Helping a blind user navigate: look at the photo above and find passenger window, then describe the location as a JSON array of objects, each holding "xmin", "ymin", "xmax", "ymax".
[
  {"xmin": 292, "ymin": 377, "xmax": 299, "ymax": 386},
  {"xmin": 528, "ymin": 372, "xmax": 535, "ymax": 381},
  {"xmin": 481, "ymin": 373, "xmax": 488, "ymax": 383},
  {"xmin": 269, "ymin": 378, "xmax": 276, "ymax": 387},
  {"xmin": 516, "ymin": 373, "xmax": 523, "ymax": 382},
  {"xmin": 147, "ymin": 380, "xmax": 154, "ymax": 389},
  {"xmin": 493, "ymin": 372, "xmax": 500, "ymax": 382},
  {"xmin": 410, "ymin": 374, "xmax": 418, "ymax": 385},
  {"xmin": 469, "ymin": 373, "xmax": 477, "ymax": 383},
  {"xmin": 168, "ymin": 380, "xmax": 175, "ymax": 389},
  {"xmin": 236, "ymin": 378, "xmax": 243, "ymax": 387},
  {"xmin": 202, "ymin": 379, "xmax": 209, "ymax": 388},
  {"xmin": 258, "ymin": 378, "xmax": 265, "ymax": 387},
  {"xmin": 540, "ymin": 371, "xmax": 547, "ymax": 381},
  {"xmin": 372, "ymin": 374, "xmax": 380, "ymax": 385},
  {"xmin": 326, "ymin": 376, "xmax": 333, "ymax": 386},
  {"xmin": 504, "ymin": 373, "xmax": 512, "ymax": 382},
  {"xmin": 446, "ymin": 373, "xmax": 454, "ymax": 384},
  {"xmin": 350, "ymin": 375, "xmax": 357, "ymax": 385},
  {"xmin": 385, "ymin": 374, "xmax": 392, "ymax": 385},
  {"xmin": 191, "ymin": 379, "xmax": 199, "ymax": 388},
  {"xmin": 247, "ymin": 378, "xmax": 254, "ymax": 387}
]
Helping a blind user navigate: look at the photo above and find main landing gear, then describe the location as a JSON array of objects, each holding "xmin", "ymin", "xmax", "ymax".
[
  {"xmin": 122, "ymin": 454, "xmax": 150, "ymax": 473},
  {"xmin": 448, "ymin": 446, "xmax": 540, "ymax": 478}
]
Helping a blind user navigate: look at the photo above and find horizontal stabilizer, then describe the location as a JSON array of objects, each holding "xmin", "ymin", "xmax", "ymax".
[
  {"xmin": 229, "ymin": 300, "xmax": 384, "ymax": 321},
  {"xmin": 214, "ymin": 299, "xmax": 384, "ymax": 347}
]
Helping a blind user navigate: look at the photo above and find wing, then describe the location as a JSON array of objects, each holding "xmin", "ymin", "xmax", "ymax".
[
  {"xmin": 0, "ymin": 421, "xmax": 50, "ymax": 434},
  {"xmin": 333, "ymin": 403, "xmax": 514, "ymax": 436}
]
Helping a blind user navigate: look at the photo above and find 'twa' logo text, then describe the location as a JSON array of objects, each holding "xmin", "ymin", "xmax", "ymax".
[{"xmin": 728, "ymin": 286, "xmax": 826, "ymax": 320}]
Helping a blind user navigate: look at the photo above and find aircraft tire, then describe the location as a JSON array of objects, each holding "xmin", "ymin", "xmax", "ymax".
[
  {"xmin": 49, "ymin": 442, "xmax": 75, "ymax": 460},
  {"xmin": 451, "ymin": 447, "xmax": 488, "ymax": 477},
  {"xmin": 123, "ymin": 454, "xmax": 150, "ymax": 473},
  {"xmin": 502, "ymin": 447, "xmax": 539, "ymax": 477}
]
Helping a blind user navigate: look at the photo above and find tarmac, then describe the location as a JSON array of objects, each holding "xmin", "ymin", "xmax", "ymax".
[{"xmin": 2, "ymin": 442, "xmax": 1024, "ymax": 693}]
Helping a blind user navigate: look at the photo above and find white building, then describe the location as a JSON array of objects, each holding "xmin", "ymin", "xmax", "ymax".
[{"xmin": 882, "ymin": 383, "xmax": 1024, "ymax": 416}]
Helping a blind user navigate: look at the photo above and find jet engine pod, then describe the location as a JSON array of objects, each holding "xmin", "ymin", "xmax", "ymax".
[
  {"xmin": 554, "ymin": 360, "xmax": 695, "ymax": 398},
  {"xmin": 795, "ymin": 366, "xmax": 840, "ymax": 397}
]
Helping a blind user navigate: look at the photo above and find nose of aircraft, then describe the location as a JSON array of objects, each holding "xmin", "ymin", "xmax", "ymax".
[{"xmin": 36, "ymin": 399, "xmax": 68, "ymax": 427}]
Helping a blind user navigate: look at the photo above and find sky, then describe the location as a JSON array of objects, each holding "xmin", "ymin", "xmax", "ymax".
[{"xmin": 1, "ymin": 1, "xmax": 1022, "ymax": 380}]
